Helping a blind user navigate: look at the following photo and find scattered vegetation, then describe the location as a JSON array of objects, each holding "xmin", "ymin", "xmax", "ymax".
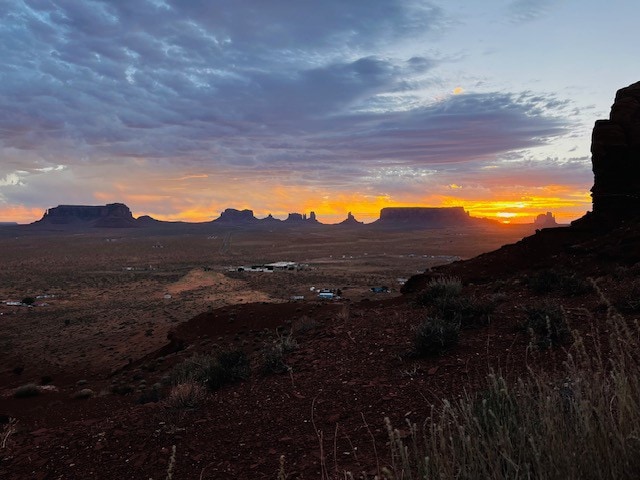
[
  {"xmin": 412, "ymin": 316, "xmax": 459, "ymax": 357},
  {"xmin": 374, "ymin": 287, "xmax": 640, "ymax": 480},
  {"xmin": 522, "ymin": 301, "xmax": 571, "ymax": 349},
  {"xmin": 381, "ymin": 311, "xmax": 640, "ymax": 479}
]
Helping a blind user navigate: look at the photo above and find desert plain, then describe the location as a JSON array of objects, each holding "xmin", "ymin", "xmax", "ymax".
[{"xmin": 0, "ymin": 222, "xmax": 537, "ymax": 478}]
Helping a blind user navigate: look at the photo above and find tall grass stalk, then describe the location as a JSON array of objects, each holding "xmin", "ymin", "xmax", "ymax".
[{"xmin": 382, "ymin": 300, "xmax": 640, "ymax": 479}]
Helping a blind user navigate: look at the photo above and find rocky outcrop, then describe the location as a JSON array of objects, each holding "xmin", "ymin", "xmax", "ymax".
[
  {"xmin": 260, "ymin": 214, "xmax": 281, "ymax": 224},
  {"xmin": 34, "ymin": 203, "xmax": 137, "ymax": 227},
  {"xmin": 338, "ymin": 212, "xmax": 363, "ymax": 226},
  {"xmin": 590, "ymin": 81, "xmax": 640, "ymax": 222},
  {"xmin": 284, "ymin": 212, "xmax": 319, "ymax": 224},
  {"xmin": 285, "ymin": 213, "xmax": 305, "ymax": 222},
  {"xmin": 375, "ymin": 207, "xmax": 474, "ymax": 228},
  {"xmin": 136, "ymin": 215, "xmax": 161, "ymax": 225},
  {"xmin": 533, "ymin": 212, "xmax": 558, "ymax": 228},
  {"xmin": 213, "ymin": 208, "xmax": 258, "ymax": 224}
]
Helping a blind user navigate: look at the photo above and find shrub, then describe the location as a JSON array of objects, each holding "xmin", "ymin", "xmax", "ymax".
[
  {"xmin": 523, "ymin": 302, "xmax": 571, "ymax": 348},
  {"xmin": 417, "ymin": 277, "xmax": 463, "ymax": 305},
  {"xmin": 292, "ymin": 315, "xmax": 319, "ymax": 334},
  {"xmin": 213, "ymin": 350, "xmax": 250, "ymax": 388},
  {"xmin": 165, "ymin": 382, "xmax": 206, "ymax": 410},
  {"xmin": 262, "ymin": 331, "xmax": 298, "ymax": 374},
  {"xmin": 433, "ymin": 296, "xmax": 495, "ymax": 328},
  {"xmin": 413, "ymin": 316, "xmax": 460, "ymax": 357},
  {"xmin": 169, "ymin": 349, "xmax": 249, "ymax": 390},
  {"xmin": 13, "ymin": 383, "xmax": 40, "ymax": 398}
]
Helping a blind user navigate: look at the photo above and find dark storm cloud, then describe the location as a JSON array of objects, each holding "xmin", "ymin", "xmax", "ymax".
[{"xmin": 0, "ymin": 0, "xmax": 576, "ymax": 209}]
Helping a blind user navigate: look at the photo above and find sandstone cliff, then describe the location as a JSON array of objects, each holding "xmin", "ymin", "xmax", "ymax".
[
  {"xmin": 34, "ymin": 203, "xmax": 137, "ymax": 228},
  {"xmin": 213, "ymin": 208, "xmax": 258, "ymax": 224},
  {"xmin": 590, "ymin": 81, "xmax": 640, "ymax": 222}
]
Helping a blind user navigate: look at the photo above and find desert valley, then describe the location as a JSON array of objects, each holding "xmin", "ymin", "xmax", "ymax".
[{"xmin": 2, "ymin": 81, "xmax": 640, "ymax": 479}]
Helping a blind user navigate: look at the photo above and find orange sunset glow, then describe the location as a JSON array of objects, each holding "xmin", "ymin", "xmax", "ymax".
[{"xmin": 0, "ymin": 0, "xmax": 629, "ymax": 228}]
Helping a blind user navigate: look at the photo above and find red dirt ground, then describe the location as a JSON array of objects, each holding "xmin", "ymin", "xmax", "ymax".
[{"xmin": 1, "ymin": 223, "xmax": 637, "ymax": 479}]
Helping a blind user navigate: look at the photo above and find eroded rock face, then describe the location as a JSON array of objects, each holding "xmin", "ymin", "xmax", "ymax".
[
  {"xmin": 35, "ymin": 203, "xmax": 137, "ymax": 227},
  {"xmin": 285, "ymin": 213, "xmax": 304, "ymax": 222},
  {"xmin": 591, "ymin": 81, "xmax": 640, "ymax": 221},
  {"xmin": 214, "ymin": 208, "xmax": 257, "ymax": 223}
]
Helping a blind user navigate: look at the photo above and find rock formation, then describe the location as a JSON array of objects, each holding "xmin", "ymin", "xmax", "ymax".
[
  {"xmin": 285, "ymin": 213, "xmax": 304, "ymax": 222},
  {"xmin": 590, "ymin": 81, "xmax": 640, "ymax": 222},
  {"xmin": 533, "ymin": 212, "xmax": 558, "ymax": 228},
  {"xmin": 214, "ymin": 208, "xmax": 257, "ymax": 223},
  {"xmin": 260, "ymin": 214, "xmax": 281, "ymax": 223},
  {"xmin": 375, "ymin": 207, "xmax": 474, "ymax": 228},
  {"xmin": 284, "ymin": 212, "xmax": 319, "ymax": 224},
  {"xmin": 338, "ymin": 212, "xmax": 363, "ymax": 226},
  {"xmin": 34, "ymin": 203, "xmax": 137, "ymax": 227}
]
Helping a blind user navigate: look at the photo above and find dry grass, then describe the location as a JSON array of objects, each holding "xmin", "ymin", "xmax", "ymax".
[
  {"xmin": 1, "ymin": 418, "xmax": 17, "ymax": 449},
  {"xmin": 165, "ymin": 382, "xmax": 206, "ymax": 410},
  {"xmin": 378, "ymin": 288, "xmax": 640, "ymax": 480}
]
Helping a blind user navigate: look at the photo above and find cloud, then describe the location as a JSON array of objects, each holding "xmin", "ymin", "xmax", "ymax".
[
  {"xmin": 506, "ymin": 0, "xmax": 560, "ymax": 23},
  {"xmin": 0, "ymin": 0, "xmax": 593, "ymax": 223}
]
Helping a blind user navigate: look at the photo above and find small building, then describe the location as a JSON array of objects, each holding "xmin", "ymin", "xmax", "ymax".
[{"xmin": 318, "ymin": 292, "xmax": 334, "ymax": 300}]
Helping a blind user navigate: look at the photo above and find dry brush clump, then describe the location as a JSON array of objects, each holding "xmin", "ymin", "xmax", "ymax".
[
  {"xmin": 522, "ymin": 301, "xmax": 571, "ymax": 349},
  {"xmin": 416, "ymin": 276, "xmax": 463, "ymax": 306},
  {"xmin": 412, "ymin": 276, "xmax": 494, "ymax": 357},
  {"xmin": 412, "ymin": 316, "xmax": 460, "ymax": 357},
  {"xmin": 164, "ymin": 382, "xmax": 206, "ymax": 410},
  {"xmin": 379, "ymin": 293, "xmax": 640, "ymax": 480},
  {"xmin": 165, "ymin": 349, "xmax": 249, "ymax": 410},
  {"xmin": 261, "ymin": 330, "xmax": 298, "ymax": 374},
  {"xmin": 168, "ymin": 349, "xmax": 249, "ymax": 391}
]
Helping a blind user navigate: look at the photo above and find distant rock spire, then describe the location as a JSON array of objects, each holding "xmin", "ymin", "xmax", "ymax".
[{"xmin": 338, "ymin": 211, "xmax": 363, "ymax": 226}]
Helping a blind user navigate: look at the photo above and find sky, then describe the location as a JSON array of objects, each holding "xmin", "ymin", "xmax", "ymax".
[{"xmin": 0, "ymin": 0, "xmax": 638, "ymax": 224}]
